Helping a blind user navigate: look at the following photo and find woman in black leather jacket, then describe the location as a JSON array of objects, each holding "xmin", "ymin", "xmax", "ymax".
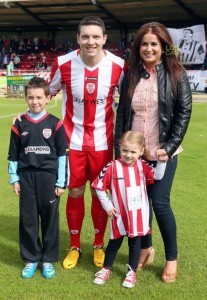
[{"xmin": 114, "ymin": 22, "xmax": 192, "ymax": 283}]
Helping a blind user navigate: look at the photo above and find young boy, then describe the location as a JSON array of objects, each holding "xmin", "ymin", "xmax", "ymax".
[{"xmin": 8, "ymin": 77, "xmax": 69, "ymax": 279}]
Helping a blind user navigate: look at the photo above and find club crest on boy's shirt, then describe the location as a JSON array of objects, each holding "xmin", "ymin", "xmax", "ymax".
[{"xmin": 43, "ymin": 128, "xmax": 52, "ymax": 139}]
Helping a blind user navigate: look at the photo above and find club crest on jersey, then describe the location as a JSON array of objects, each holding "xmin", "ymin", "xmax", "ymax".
[
  {"xmin": 86, "ymin": 82, "xmax": 95, "ymax": 94},
  {"xmin": 42, "ymin": 128, "xmax": 52, "ymax": 139}
]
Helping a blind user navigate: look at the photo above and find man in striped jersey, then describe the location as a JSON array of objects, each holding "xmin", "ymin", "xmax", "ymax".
[
  {"xmin": 178, "ymin": 28, "xmax": 205, "ymax": 64},
  {"xmin": 50, "ymin": 16, "xmax": 127, "ymax": 270}
]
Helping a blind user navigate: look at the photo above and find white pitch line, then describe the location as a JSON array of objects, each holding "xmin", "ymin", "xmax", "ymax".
[{"xmin": 0, "ymin": 104, "xmax": 57, "ymax": 119}]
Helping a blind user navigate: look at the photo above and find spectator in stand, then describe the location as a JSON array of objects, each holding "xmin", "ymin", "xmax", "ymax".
[
  {"xmin": 36, "ymin": 60, "xmax": 41, "ymax": 70},
  {"xmin": 33, "ymin": 36, "xmax": 39, "ymax": 54},
  {"xmin": 40, "ymin": 59, "xmax": 47, "ymax": 70},
  {"xmin": 26, "ymin": 39, "xmax": 32, "ymax": 54},
  {"xmin": 17, "ymin": 45, "xmax": 24, "ymax": 59},
  {"xmin": 123, "ymin": 44, "xmax": 132, "ymax": 65},
  {"xmin": 10, "ymin": 52, "xmax": 16, "ymax": 61},
  {"xmin": 34, "ymin": 36, "xmax": 39, "ymax": 46},
  {"xmin": 10, "ymin": 38, "xmax": 16, "ymax": 51},
  {"xmin": 34, "ymin": 43, "xmax": 39, "ymax": 54},
  {"xmin": 19, "ymin": 39, "xmax": 25, "ymax": 49},
  {"xmin": 1, "ymin": 46, "xmax": 6, "ymax": 57},
  {"xmin": 30, "ymin": 61, "xmax": 36, "ymax": 70},
  {"xmin": 129, "ymin": 34, "xmax": 134, "ymax": 47},
  {"xmin": 13, "ymin": 53, "xmax": 21, "ymax": 69},
  {"xmin": 3, "ymin": 53, "xmax": 10, "ymax": 69},
  {"xmin": 120, "ymin": 37, "xmax": 126, "ymax": 51},
  {"xmin": 13, "ymin": 38, "xmax": 19, "ymax": 52},
  {"xmin": 8, "ymin": 60, "xmax": 14, "ymax": 75}
]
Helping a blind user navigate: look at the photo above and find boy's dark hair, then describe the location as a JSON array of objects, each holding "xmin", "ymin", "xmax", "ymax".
[
  {"xmin": 25, "ymin": 77, "xmax": 50, "ymax": 97},
  {"xmin": 77, "ymin": 16, "xmax": 106, "ymax": 35}
]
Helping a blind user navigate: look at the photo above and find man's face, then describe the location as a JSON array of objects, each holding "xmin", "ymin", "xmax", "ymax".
[
  {"xmin": 77, "ymin": 25, "xmax": 107, "ymax": 62},
  {"xmin": 183, "ymin": 30, "xmax": 193, "ymax": 43}
]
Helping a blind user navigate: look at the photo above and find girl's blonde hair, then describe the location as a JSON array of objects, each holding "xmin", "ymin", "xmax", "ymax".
[{"xmin": 120, "ymin": 131, "xmax": 149, "ymax": 160}]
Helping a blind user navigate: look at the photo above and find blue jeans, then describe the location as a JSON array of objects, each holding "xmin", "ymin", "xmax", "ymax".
[{"xmin": 141, "ymin": 156, "xmax": 178, "ymax": 261}]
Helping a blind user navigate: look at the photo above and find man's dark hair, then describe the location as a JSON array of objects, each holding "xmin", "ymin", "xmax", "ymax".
[
  {"xmin": 183, "ymin": 28, "xmax": 194, "ymax": 35},
  {"xmin": 77, "ymin": 16, "xmax": 106, "ymax": 35},
  {"xmin": 25, "ymin": 77, "xmax": 50, "ymax": 97}
]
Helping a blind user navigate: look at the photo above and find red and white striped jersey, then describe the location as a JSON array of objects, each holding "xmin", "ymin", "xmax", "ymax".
[
  {"xmin": 92, "ymin": 159, "xmax": 154, "ymax": 239},
  {"xmin": 50, "ymin": 49, "xmax": 126, "ymax": 151}
]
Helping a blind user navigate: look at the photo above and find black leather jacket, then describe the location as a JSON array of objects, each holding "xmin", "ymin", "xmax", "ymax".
[{"xmin": 114, "ymin": 63, "xmax": 192, "ymax": 159}]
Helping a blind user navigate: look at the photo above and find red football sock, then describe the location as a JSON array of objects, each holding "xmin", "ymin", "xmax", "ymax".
[
  {"xmin": 66, "ymin": 195, "xmax": 85, "ymax": 249},
  {"xmin": 91, "ymin": 195, "xmax": 108, "ymax": 246}
]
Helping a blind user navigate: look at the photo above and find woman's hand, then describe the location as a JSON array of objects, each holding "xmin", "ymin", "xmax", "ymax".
[{"xmin": 156, "ymin": 148, "xmax": 169, "ymax": 162}]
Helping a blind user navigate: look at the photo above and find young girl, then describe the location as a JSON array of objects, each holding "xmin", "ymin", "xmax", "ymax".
[{"xmin": 91, "ymin": 131, "xmax": 166, "ymax": 288}]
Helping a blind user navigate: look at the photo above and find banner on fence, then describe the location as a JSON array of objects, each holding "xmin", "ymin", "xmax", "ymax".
[
  {"xmin": 168, "ymin": 25, "xmax": 206, "ymax": 65},
  {"xmin": 186, "ymin": 70, "xmax": 207, "ymax": 92}
]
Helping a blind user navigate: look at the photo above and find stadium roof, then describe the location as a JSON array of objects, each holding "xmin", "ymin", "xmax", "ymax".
[{"xmin": 0, "ymin": 0, "xmax": 207, "ymax": 33}]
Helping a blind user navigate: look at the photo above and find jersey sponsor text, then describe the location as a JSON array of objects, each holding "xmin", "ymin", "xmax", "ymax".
[{"xmin": 25, "ymin": 146, "xmax": 50, "ymax": 154}]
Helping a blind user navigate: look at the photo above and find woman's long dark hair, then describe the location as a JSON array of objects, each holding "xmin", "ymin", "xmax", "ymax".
[{"xmin": 128, "ymin": 22, "xmax": 186, "ymax": 99}]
